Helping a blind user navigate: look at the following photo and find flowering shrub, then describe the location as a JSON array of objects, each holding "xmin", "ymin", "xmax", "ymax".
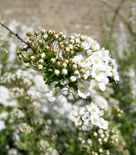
[
  {"xmin": 17, "ymin": 30, "xmax": 119, "ymax": 101},
  {"xmin": 0, "ymin": 1, "xmax": 135, "ymax": 152}
]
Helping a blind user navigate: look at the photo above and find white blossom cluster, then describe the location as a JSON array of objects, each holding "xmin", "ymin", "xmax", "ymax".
[
  {"xmin": 38, "ymin": 140, "xmax": 59, "ymax": 155},
  {"xmin": 72, "ymin": 34, "xmax": 119, "ymax": 98},
  {"xmin": 18, "ymin": 29, "xmax": 119, "ymax": 100},
  {"xmin": 0, "ymin": 69, "xmax": 32, "ymax": 88},
  {"xmin": 74, "ymin": 102, "xmax": 109, "ymax": 131}
]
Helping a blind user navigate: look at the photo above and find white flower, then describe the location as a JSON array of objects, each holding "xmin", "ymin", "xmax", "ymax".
[
  {"xmin": 94, "ymin": 95, "xmax": 108, "ymax": 110},
  {"xmin": 91, "ymin": 39, "xmax": 100, "ymax": 51},
  {"xmin": 41, "ymin": 53, "xmax": 46, "ymax": 58},
  {"xmin": 86, "ymin": 103, "xmax": 100, "ymax": 115},
  {"xmin": 99, "ymin": 82, "xmax": 106, "ymax": 91},
  {"xmin": 98, "ymin": 118, "xmax": 109, "ymax": 130},
  {"xmin": 73, "ymin": 54, "xmax": 91, "ymax": 68},
  {"xmin": 82, "ymin": 114, "xmax": 89, "ymax": 121},
  {"xmin": 87, "ymin": 139, "xmax": 92, "ymax": 145},
  {"xmin": 91, "ymin": 66, "xmax": 106, "ymax": 81},
  {"xmin": 75, "ymin": 118, "xmax": 82, "ymax": 126},
  {"xmin": 81, "ymin": 41, "xmax": 91, "ymax": 50},
  {"xmin": 46, "ymin": 87, "xmax": 61, "ymax": 102},
  {"xmin": 0, "ymin": 120, "xmax": 5, "ymax": 130},
  {"xmin": 79, "ymin": 107, "xmax": 86, "ymax": 115},
  {"xmin": 86, "ymin": 49, "xmax": 92, "ymax": 56},
  {"xmin": 90, "ymin": 114, "xmax": 100, "ymax": 126},
  {"xmin": 81, "ymin": 125, "xmax": 88, "ymax": 131},
  {"xmin": 0, "ymin": 112, "xmax": 8, "ymax": 120},
  {"xmin": 78, "ymin": 81, "xmax": 90, "ymax": 99}
]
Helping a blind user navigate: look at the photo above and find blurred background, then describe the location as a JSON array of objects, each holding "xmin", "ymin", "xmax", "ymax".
[
  {"xmin": 0, "ymin": 0, "xmax": 136, "ymax": 154},
  {"xmin": 0, "ymin": 0, "xmax": 131, "ymax": 40}
]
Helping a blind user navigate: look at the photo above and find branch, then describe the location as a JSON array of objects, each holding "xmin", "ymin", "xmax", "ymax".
[
  {"xmin": 0, "ymin": 22, "xmax": 31, "ymax": 48},
  {"xmin": 102, "ymin": 0, "xmax": 136, "ymax": 36}
]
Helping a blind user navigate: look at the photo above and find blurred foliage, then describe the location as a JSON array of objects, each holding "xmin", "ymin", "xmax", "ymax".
[{"xmin": 101, "ymin": 0, "xmax": 136, "ymax": 154}]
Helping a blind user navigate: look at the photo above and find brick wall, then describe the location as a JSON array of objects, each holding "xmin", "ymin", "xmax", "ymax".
[{"xmin": 0, "ymin": 0, "xmax": 128, "ymax": 40}]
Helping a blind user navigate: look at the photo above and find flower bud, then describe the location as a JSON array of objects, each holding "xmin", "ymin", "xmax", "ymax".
[
  {"xmin": 65, "ymin": 47, "xmax": 70, "ymax": 52},
  {"xmin": 54, "ymin": 34, "xmax": 59, "ymax": 40},
  {"xmin": 25, "ymin": 63, "xmax": 30, "ymax": 68},
  {"xmin": 62, "ymin": 69, "xmax": 68, "ymax": 75},
  {"xmin": 80, "ymin": 68, "xmax": 85, "ymax": 74},
  {"xmin": 72, "ymin": 64, "xmax": 77, "ymax": 70},
  {"xmin": 38, "ymin": 64, "xmax": 43, "ymax": 70},
  {"xmin": 38, "ymin": 39, "xmax": 43, "ymax": 45},
  {"xmin": 54, "ymin": 69, "xmax": 60, "ymax": 76},
  {"xmin": 30, "ymin": 36, "xmax": 35, "ymax": 41},
  {"xmin": 93, "ymin": 132, "xmax": 97, "ymax": 137},
  {"xmin": 41, "ymin": 53, "xmax": 46, "ymax": 58},
  {"xmin": 74, "ymin": 70, "xmax": 79, "ymax": 75},
  {"xmin": 18, "ymin": 55, "xmax": 23, "ymax": 60},
  {"xmin": 62, "ymin": 35, "xmax": 66, "ymax": 39},
  {"xmin": 39, "ymin": 59, "xmax": 44, "ymax": 64},
  {"xmin": 56, "ymin": 61, "xmax": 61, "ymax": 67},
  {"xmin": 41, "ymin": 29, "xmax": 46, "ymax": 35},
  {"xmin": 117, "ymin": 114, "xmax": 121, "ymax": 118},
  {"xmin": 70, "ymin": 76, "xmax": 77, "ymax": 82},
  {"xmin": 69, "ymin": 39, "xmax": 75, "ymax": 44},
  {"xmin": 51, "ymin": 58, "xmax": 56, "ymax": 63},
  {"xmin": 58, "ymin": 56, "xmax": 63, "ymax": 61},
  {"xmin": 53, "ymin": 48, "xmax": 57, "ymax": 53},
  {"xmin": 16, "ymin": 50, "xmax": 21, "ymax": 54},
  {"xmin": 47, "ymin": 30, "xmax": 53, "ymax": 35},
  {"xmin": 62, "ymin": 63, "xmax": 67, "ymax": 68},
  {"xmin": 43, "ymin": 34, "xmax": 48, "ymax": 40},
  {"xmin": 19, "ymin": 46, "xmax": 24, "ymax": 51},
  {"xmin": 26, "ymin": 32, "xmax": 32, "ymax": 37},
  {"xmin": 30, "ymin": 56, "xmax": 35, "ymax": 61},
  {"xmin": 27, "ymin": 40, "xmax": 32, "ymax": 45},
  {"xmin": 64, "ymin": 59, "xmax": 69, "ymax": 64},
  {"xmin": 59, "ymin": 32, "xmax": 63, "ymax": 36},
  {"xmin": 34, "ymin": 31, "xmax": 39, "ymax": 36},
  {"xmin": 75, "ymin": 38, "xmax": 80, "ymax": 44},
  {"xmin": 99, "ymin": 149, "xmax": 103, "ymax": 153}
]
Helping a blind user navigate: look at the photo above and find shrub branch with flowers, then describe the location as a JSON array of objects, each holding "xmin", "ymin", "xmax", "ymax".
[{"xmin": 0, "ymin": 19, "xmax": 129, "ymax": 155}]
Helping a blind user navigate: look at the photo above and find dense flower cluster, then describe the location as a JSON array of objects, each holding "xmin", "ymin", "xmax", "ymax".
[
  {"xmin": 74, "ymin": 102, "xmax": 108, "ymax": 131},
  {"xmin": 17, "ymin": 30, "xmax": 119, "ymax": 100},
  {"xmin": 0, "ymin": 19, "xmax": 131, "ymax": 155},
  {"xmin": 0, "ymin": 69, "xmax": 58, "ymax": 154}
]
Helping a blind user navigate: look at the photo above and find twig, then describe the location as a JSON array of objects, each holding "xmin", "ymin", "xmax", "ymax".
[
  {"xmin": 0, "ymin": 22, "xmax": 31, "ymax": 48},
  {"xmin": 103, "ymin": 0, "xmax": 136, "ymax": 36}
]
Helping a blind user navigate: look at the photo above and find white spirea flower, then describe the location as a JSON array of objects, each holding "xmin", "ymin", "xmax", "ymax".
[
  {"xmin": 0, "ymin": 120, "xmax": 5, "ymax": 130},
  {"xmin": 98, "ymin": 118, "xmax": 109, "ymax": 130},
  {"xmin": 18, "ymin": 29, "xmax": 119, "ymax": 100},
  {"xmin": 87, "ymin": 103, "xmax": 100, "ymax": 115},
  {"xmin": 0, "ymin": 112, "xmax": 8, "ymax": 120},
  {"xmin": 78, "ymin": 81, "xmax": 90, "ymax": 99},
  {"xmin": 74, "ymin": 102, "xmax": 109, "ymax": 131},
  {"xmin": 73, "ymin": 54, "xmax": 91, "ymax": 68},
  {"xmin": 90, "ymin": 114, "xmax": 100, "ymax": 126}
]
